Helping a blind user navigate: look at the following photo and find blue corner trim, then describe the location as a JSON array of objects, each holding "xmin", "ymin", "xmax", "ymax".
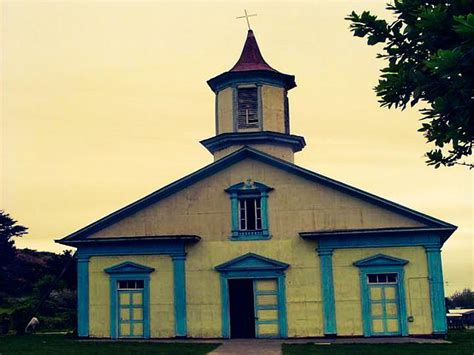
[
  {"xmin": 107, "ymin": 262, "xmax": 153, "ymax": 339},
  {"xmin": 215, "ymin": 92, "xmax": 219, "ymax": 134},
  {"xmin": 257, "ymin": 84, "xmax": 263, "ymax": 131},
  {"xmin": 172, "ymin": 254, "xmax": 188, "ymax": 337},
  {"xmin": 56, "ymin": 146, "xmax": 455, "ymax": 245},
  {"xmin": 318, "ymin": 249, "xmax": 337, "ymax": 335},
  {"xmin": 425, "ymin": 247, "xmax": 447, "ymax": 335},
  {"xmin": 278, "ymin": 274, "xmax": 288, "ymax": 337},
  {"xmin": 77, "ymin": 258, "xmax": 89, "ymax": 337},
  {"xmin": 220, "ymin": 275, "xmax": 230, "ymax": 338},
  {"xmin": 354, "ymin": 258, "xmax": 409, "ymax": 337},
  {"xmin": 215, "ymin": 253, "xmax": 289, "ymax": 338},
  {"xmin": 232, "ymin": 84, "xmax": 238, "ymax": 131}
]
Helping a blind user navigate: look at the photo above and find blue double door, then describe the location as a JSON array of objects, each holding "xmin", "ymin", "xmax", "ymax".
[
  {"xmin": 117, "ymin": 289, "xmax": 144, "ymax": 338},
  {"xmin": 367, "ymin": 280, "xmax": 402, "ymax": 336},
  {"xmin": 228, "ymin": 278, "xmax": 280, "ymax": 338}
]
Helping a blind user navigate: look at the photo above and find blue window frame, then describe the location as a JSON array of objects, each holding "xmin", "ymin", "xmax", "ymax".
[
  {"xmin": 104, "ymin": 261, "xmax": 155, "ymax": 339},
  {"xmin": 225, "ymin": 179, "xmax": 273, "ymax": 240},
  {"xmin": 353, "ymin": 254, "xmax": 409, "ymax": 337}
]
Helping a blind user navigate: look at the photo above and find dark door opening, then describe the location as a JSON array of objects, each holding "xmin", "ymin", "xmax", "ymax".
[{"xmin": 228, "ymin": 279, "xmax": 255, "ymax": 338}]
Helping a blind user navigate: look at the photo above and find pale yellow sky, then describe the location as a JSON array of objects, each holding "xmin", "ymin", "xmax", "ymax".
[{"xmin": 1, "ymin": 0, "xmax": 472, "ymax": 294}]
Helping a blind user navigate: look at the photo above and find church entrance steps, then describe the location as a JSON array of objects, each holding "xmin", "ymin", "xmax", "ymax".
[{"xmin": 209, "ymin": 339, "xmax": 282, "ymax": 355}]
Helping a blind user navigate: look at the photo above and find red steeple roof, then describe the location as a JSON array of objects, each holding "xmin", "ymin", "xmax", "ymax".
[
  {"xmin": 230, "ymin": 30, "xmax": 276, "ymax": 72},
  {"xmin": 207, "ymin": 29, "xmax": 296, "ymax": 92}
]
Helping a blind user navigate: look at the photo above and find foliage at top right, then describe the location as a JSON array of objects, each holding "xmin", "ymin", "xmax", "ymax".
[{"xmin": 346, "ymin": 0, "xmax": 474, "ymax": 168}]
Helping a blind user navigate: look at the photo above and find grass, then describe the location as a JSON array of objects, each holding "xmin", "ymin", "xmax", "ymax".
[
  {"xmin": 0, "ymin": 334, "xmax": 220, "ymax": 355},
  {"xmin": 282, "ymin": 330, "xmax": 474, "ymax": 355},
  {"xmin": 1, "ymin": 330, "xmax": 473, "ymax": 355}
]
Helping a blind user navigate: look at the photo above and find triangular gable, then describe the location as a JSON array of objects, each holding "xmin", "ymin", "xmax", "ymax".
[
  {"xmin": 215, "ymin": 253, "xmax": 289, "ymax": 272},
  {"xmin": 353, "ymin": 254, "xmax": 409, "ymax": 267},
  {"xmin": 104, "ymin": 261, "xmax": 155, "ymax": 275},
  {"xmin": 56, "ymin": 146, "xmax": 455, "ymax": 244}
]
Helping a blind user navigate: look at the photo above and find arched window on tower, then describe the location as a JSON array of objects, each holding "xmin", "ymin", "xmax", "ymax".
[{"xmin": 237, "ymin": 86, "xmax": 259, "ymax": 129}]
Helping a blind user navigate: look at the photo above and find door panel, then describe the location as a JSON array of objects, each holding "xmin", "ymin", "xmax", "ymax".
[
  {"xmin": 258, "ymin": 323, "xmax": 279, "ymax": 336},
  {"xmin": 387, "ymin": 319, "xmax": 399, "ymax": 332},
  {"xmin": 254, "ymin": 279, "xmax": 279, "ymax": 338},
  {"xmin": 257, "ymin": 295, "xmax": 278, "ymax": 305},
  {"xmin": 257, "ymin": 309, "xmax": 278, "ymax": 321},
  {"xmin": 256, "ymin": 279, "xmax": 277, "ymax": 292}
]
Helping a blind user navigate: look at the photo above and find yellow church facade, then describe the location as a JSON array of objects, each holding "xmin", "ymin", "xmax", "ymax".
[{"xmin": 57, "ymin": 30, "xmax": 456, "ymax": 340}]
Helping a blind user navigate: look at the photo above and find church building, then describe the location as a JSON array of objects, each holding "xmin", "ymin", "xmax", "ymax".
[{"xmin": 57, "ymin": 29, "xmax": 456, "ymax": 339}]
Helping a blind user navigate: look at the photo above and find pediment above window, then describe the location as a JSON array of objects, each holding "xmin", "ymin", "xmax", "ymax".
[
  {"xmin": 353, "ymin": 254, "xmax": 409, "ymax": 268},
  {"xmin": 225, "ymin": 179, "xmax": 273, "ymax": 194},
  {"xmin": 104, "ymin": 261, "xmax": 155, "ymax": 275},
  {"xmin": 215, "ymin": 253, "xmax": 289, "ymax": 272}
]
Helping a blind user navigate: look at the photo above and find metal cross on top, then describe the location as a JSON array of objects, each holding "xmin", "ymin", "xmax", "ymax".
[{"xmin": 236, "ymin": 9, "xmax": 257, "ymax": 30}]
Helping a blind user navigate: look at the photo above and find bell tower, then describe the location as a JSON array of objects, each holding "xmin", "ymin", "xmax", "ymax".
[{"xmin": 201, "ymin": 30, "xmax": 305, "ymax": 163}]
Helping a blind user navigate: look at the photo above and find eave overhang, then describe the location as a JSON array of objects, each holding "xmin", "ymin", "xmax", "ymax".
[
  {"xmin": 200, "ymin": 131, "xmax": 306, "ymax": 154},
  {"xmin": 207, "ymin": 70, "xmax": 296, "ymax": 93},
  {"xmin": 299, "ymin": 226, "xmax": 457, "ymax": 245},
  {"xmin": 57, "ymin": 235, "xmax": 201, "ymax": 247}
]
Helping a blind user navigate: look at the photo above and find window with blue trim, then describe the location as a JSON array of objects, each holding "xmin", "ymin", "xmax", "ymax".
[{"xmin": 225, "ymin": 179, "xmax": 273, "ymax": 240}]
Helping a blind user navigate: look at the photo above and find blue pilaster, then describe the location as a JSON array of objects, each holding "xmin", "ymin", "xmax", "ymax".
[
  {"xmin": 261, "ymin": 191, "xmax": 269, "ymax": 235},
  {"xmin": 257, "ymin": 84, "xmax": 263, "ymax": 130},
  {"xmin": 425, "ymin": 246, "xmax": 447, "ymax": 336},
  {"xmin": 172, "ymin": 254, "xmax": 187, "ymax": 337},
  {"xmin": 77, "ymin": 257, "xmax": 89, "ymax": 337},
  {"xmin": 277, "ymin": 274, "xmax": 288, "ymax": 338},
  {"xmin": 318, "ymin": 248, "xmax": 337, "ymax": 336},
  {"xmin": 220, "ymin": 275, "xmax": 230, "ymax": 338},
  {"xmin": 230, "ymin": 193, "xmax": 239, "ymax": 238}
]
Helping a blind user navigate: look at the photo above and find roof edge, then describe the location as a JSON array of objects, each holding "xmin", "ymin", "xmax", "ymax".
[
  {"xmin": 207, "ymin": 70, "xmax": 296, "ymax": 92},
  {"xmin": 300, "ymin": 226, "xmax": 456, "ymax": 238},
  {"xmin": 200, "ymin": 131, "xmax": 306, "ymax": 154},
  {"xmin": 56, "ymin": 235, "xmax": 201, "ymax": 247}
]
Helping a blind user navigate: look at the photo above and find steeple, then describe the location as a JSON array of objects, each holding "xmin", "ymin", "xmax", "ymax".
[
  {"xmin": 230, "ymin": 30, "xmax": 276, "ymax": 72},
  {"xmin": 202, "ymin": 30, "xmax": 305, "ymax": 162}
]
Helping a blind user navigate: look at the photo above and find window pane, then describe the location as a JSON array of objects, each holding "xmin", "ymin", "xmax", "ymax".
[
  {"xmin": 387, "ymin": 274, "xmax": 397, "ymax": 283},
  {"xmin": 117, "ymin": 280, "xmax": 144, "ymax": 289},
  {"xmin": 256, "ymin": 200, "xmax": 262, "ymax": 229},
  {"xmin": 245, "ymin": 199, "xmax": 256, "ymax": 230},
  {"xmin": 239, "ymin": 200, "xmax": 246, "ymax": 229},
  {"xmin": 367, "ymin": 273, "xmax": 398, "ymax": 284}
]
